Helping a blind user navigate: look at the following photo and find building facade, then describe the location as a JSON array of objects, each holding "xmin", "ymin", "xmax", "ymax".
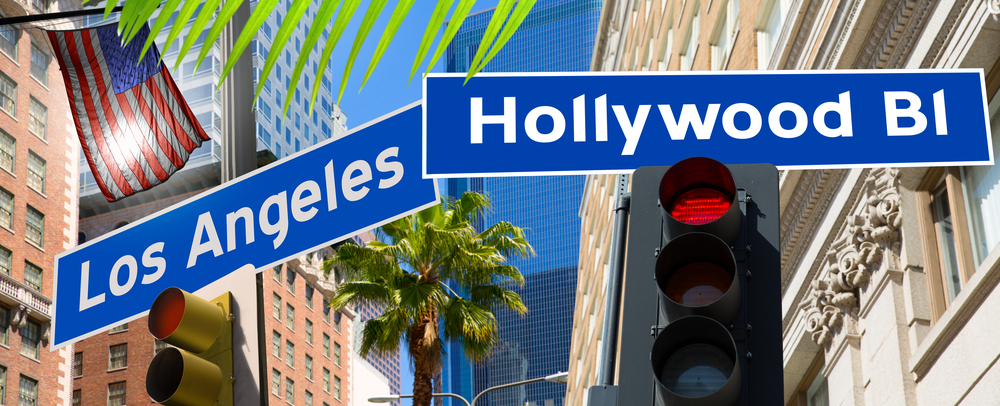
[
  {"xmin": 0, "ymin": 0, "xmax": 81, "ymax": 405},
  {"xmin": 71, "ymin": 3, "xmax": 363, "ymax": 405},
  {"xmin": 442, "ymin": 1, "xmax": 601, "ymax": 404},
  {"xmin": 572, "ymin": 1, "xmax": 1000, "ymax": 406}
]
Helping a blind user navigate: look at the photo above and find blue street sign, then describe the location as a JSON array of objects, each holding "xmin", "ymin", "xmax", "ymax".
[
  {"xmin": 53, "ymin": 103, "xmax": 438, "ymax": 349},
  {"xmin": 423, "ymin": 71, "xmax": 994, "ymax": 177}
]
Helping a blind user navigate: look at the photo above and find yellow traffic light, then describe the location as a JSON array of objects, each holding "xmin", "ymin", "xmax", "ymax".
[{"xmin": 146, "ymin": 287, "xmax": 233, "ymax": 406}]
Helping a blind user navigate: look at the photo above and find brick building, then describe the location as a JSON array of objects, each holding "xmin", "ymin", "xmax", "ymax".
[
  {"xmin": 0, "ymin": 0, "xmax": 81, "ymax": 405},
  {"xmin": 572, "ymin": 0, "xmax": 1000, "ymax": 405}
]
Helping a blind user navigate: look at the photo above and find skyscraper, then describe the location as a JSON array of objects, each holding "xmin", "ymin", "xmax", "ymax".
[{"xmin": 441, "ymin": 1, "xmax": 600, "ymax": 404}]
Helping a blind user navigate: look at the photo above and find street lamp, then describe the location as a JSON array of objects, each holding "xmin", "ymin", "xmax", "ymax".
[
  {"xmin": 368, "ymin": 371, "xmax": 570, "ymax": 406},
  {"xmin": 368, "ymin": 393, "xmax": 471, "ymax": 406}
]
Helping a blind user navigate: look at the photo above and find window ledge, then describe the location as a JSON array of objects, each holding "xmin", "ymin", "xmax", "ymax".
[
  {"xmin": 25, "ymin": 239, "xmax": 43, "ymax": 252},
  {"xmin": 1, "ymin": 224, "xmax": 13, "ymax": 235},
  {"xmin": 29, "ymin": 187, "xmax": 46, "ymax": 199},
  {"xmin": 0, "ymin": 167, "xmax": 14, "ymax": 178},
  {"xmin": 1, "ymin": 108, "xmax": 17, "ymax": 122},
  {"xmin": 1, "ymin": 52, "xmax": 18, "ymax": 66},
  {"xmin": 29, "ymin": 131, "xmax": 47, "ymax": 144},
  {"xmin": 108, "ymin": 366, "xmax": 127, "ymax": 372},
  {"xmin": 21, "ymin": 354, "xmax": 41, "ymax": 363},
  {"xmin": 911, "ymin": 244, "xmax": 1000, "ymax": 380},
  {"xmin": 29, "ymin": 76, "xmax": 48, "ymax": 91}
]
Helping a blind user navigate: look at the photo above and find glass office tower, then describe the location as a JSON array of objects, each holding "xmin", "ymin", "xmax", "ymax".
[{"xmin": 441, "ymin": 0, "xmax": 600, "ymax": 404}]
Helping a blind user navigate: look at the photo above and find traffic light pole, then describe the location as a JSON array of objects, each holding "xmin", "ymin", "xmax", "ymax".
[
  {"xmin": 597, "ymin": 192, "xmax": 630, "ymax": 386},
  {"xmin": 219, "ymin": 1, "xmax": 266, "ymax": 405}
]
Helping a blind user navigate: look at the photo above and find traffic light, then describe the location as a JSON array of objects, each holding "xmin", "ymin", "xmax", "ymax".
[
  {"xmin": 146, "ymin": 287, "xmax": 234, "ymax": 406},
  {"xmin": 616, "ymin": 157, "xmax": 782, "ymax": 406}
]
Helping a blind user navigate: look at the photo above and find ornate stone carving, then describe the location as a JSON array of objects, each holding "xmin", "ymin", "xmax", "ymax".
[
  {"xmin": 12, "ymin": 305, "xmax": 29, "ymax": 329},
  {"xmin": 800, "ymin": 168, "xmax": 901, "ymax": 346}
]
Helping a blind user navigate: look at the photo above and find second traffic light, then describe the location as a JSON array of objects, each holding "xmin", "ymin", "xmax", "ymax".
[
  {"xmin": 618, "ymin": 157, "xmax": 783, "ymax": 406},
  {"xmin": 146, "ymin": 287, "xmax": 234, "ymax": 406}
]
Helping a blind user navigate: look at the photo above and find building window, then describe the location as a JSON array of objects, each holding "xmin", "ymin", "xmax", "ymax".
[
  {"xmin": 960, "ymin": 129, "xmax": 1000, "ymax": 267},
  {"xmin": 305, "ymin": 390, "xmax": 313, "ymax": 406},
  {"xmin": 285, "ymin": 340, "xmax": 294, "ymax": 367},
  {"xmin": 23, "ymin": 262, "xmax": 41, "ymax": 291},
  {"xmin": 323, "ymin": 333, "xmax": 329, "ymax": 358},
  {"xmin": 322, "ymin": 368, "xmax": 329, "ymax": 393},
  {"xmin": 18, "ymin": 375, "xmax": 37, "ymax": 406},
  {"xmin": 29, "ymin": 45, "xmax": 48, "ymax": 87},
  {"xmin": 680, "ymin": 6, "xmax": 700, "ymax": 70},
  {"xmin": 0, "ymin": 72, "xmax": 16, "ymax": 116},
  {"xmin": 26, "ymin": 151, "xmax": 44, "ymax": 194},
  {"xmin": 272, "ymin": 330, "xmax": 281, "ymax": 357},
  {"xmin": 0, "ymin": 306, "xmax": 8, "ymax": 346},
  {"xmin": 286, "ymin": 268, "xmax": 296, "ymax": 295},
  {"xmin": 27, "ymin": 100, "xmax": 46, "ymax": 142},
  {"xmin": 107, "ymin": 381, "xmax": 125, "ymax": 406},
  {"xmin": 273, "ymin": 293, "xmax": 281, "ymax": 320},
  {"xmin": 333, "ymin": 310, "xmax": 341, "ymax": 333},
  {"xmin": 756, "ymin": 0, "xmax": 789, "ymax": 68},
  {"xmin": 710, "ymin": 0, "xmax": 739, "ymax": 70},
  {"xmin": 0, "ymin": 189, "xmax": 10, "ymax": 230},
  {"xmin": 285, "ymin": 377, "xmax": 294, "ymax": 404},
  {"xmin": 305, "ymin": 355, "xmax": 313, "ymax": 380},
  {"xmin": 108, "ymin": 344, "xmax": 127, "ymax": 370},
  {"xmin": 305, "ymin": 284, "xmax": 314, "ymax": 309},
  {"xmin": 657, "ymin": 21, "xmax": 674, "ymax": 71},
  {"xmin": 154, "ymin": 339, "xmax": 170, "ymax": 354},
  {"xmin": 109, "ymin": 323, "xmax": 128, "ymax": 333},
  {"xmin": 286, "ymin": 304, "xmax": 295, "ymax": 330},
  {"xmin": 273, "ymin": 265, "xmax": 282, "ymax": 283},
  {"xmin": 25, "ymin": 206, "xmax": 43, "ymax": 248},
  {"xmin": 0, "ymin": 365, "xmax": 5, "ymax": 400},
  {"xmin": 20, "ymin": 320, "xmax": 39, "ymax": 359},
  {"xmin": 0, "ymin": 130, "xmax": 13, "ymax": 173},
  {"xmin": 31, "ymin": 0, "xmax": 47, "ymax": 13},
  {"xmin": 917, "ymin": 168, "xmax": 979, "ymax": 323},
  {"xmin": 271, "ymin": 369, "xmax": 281, "ymax": 396},
  {"xmin": 73, "ymin": 352, "xmax": 83, "ymax": 377},
  {"xmin": 787, "ymin": 353, "xmax": 827, "ymax": 406},
  {"xmin": 333, "ymin": 375, "xmax": 341, "ymax": 400},
  {"xmin": 0, "ymin": 28, "xmax": 18, "ymax": 61},
  {"xmin": 323, "ymin": 302, "xmax": 330, "ymax": 324},
  {"xmin": 0, "ymin": 246, "xmax": 10, "ymax": 275},
  {"xmin": 73, "ymin": 389, "xmax": 81, "ymax": 406},
  {"xmin": 305, "ymin": 319, "xmax": 313, "ymax": 344},
  {"xmin": 334, "ymin": 342, "xmax": 341, "ymax": 366}
]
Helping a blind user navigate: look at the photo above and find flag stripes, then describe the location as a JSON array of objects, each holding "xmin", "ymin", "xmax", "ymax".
[{"xmin": 47, "ymin": 24, "xmax": 210, "ymax": 202}]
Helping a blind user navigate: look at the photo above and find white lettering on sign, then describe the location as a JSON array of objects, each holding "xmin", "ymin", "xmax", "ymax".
[
  {"xmin": 79, "ymin": 242, "xmax": 167, "ymax": 311},
  {"xmin": 466, "ymin": 90, "xmax": 951, "ymax": 152},
  {"xmin": 185, "ymin": 146, "xmax": 405, "ymax": 268}
]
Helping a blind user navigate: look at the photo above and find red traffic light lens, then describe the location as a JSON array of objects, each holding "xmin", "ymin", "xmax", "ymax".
[
  {"xmin": 668, "ymin": 188, "xmax": 732, "ymax": 225},
  {"xmin": 663, "ymin": 261, "xmax": 733, "ymax": 307},
  {"xmin": 149, "ymin": 288, "xmax": 186, "ymax": 340},
  {"xmin": 659, "ymin": 157, "xmax": 737, "ymax": 226}
]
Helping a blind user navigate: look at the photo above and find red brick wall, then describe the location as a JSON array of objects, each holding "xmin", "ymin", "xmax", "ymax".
[
  {"xmin": 0, "ymin": 17, "xmax": 78, "ymax": 406},
  {"xmin": 72, "ymin": 319, "xmax": 158, "ymax": 405}
]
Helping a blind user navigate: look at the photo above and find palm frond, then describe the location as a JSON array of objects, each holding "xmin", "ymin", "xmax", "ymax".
[
  {"xmin": 328, "ymin": 280, "xmax": 393, "ymax": 309},
  {"xmin": 441, "ymin": 297, "xmax": 498, "ymax": 362},
  {"xmin": 408, "ymin": 0, "xmax": 455, "ymax": 84},
  {"xmin": 360, "ymin": 0, "xmax": 416, "ymax": 90},
  {"xmin": 337, "ymin": 0, "xmax": 388, "ymax": 103},
  {"xmin": 469, "ymin": 285, "xmax": 526, "ymax": 316},
  {"xmin": 465, "ymin": 0, "xmax": 537, "ymax": 81}
]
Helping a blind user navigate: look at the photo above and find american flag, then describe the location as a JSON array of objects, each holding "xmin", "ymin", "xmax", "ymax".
[{"xmin": 48, "ymin": 23, "xmax": 210, "ymax": 202}]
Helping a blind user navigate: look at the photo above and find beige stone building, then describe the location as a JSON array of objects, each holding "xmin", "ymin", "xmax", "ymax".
[{"xmin": 568, "ymin": 0, "xmax": 1000, "ymax": 405}]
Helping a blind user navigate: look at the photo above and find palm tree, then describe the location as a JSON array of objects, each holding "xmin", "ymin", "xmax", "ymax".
[
  {"xmin": 89, "ymin": 0, "xmax": 537, "ymax": 113},
  {"xmin": 323, "ymin": 191, "xmax": 533, "ymax": 406}
]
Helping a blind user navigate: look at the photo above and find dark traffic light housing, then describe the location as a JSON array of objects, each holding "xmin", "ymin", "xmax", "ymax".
[
  {"xmin": 146, "ymin": 287, "xmax": 234, "ymax": 406},
  {"xmin": 618, "ymin": 157, "xmax": 782, "ymax": 406}
]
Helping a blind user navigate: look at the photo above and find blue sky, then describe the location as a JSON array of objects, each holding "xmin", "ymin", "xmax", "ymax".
[{"xmin": 325, "ymin": 2, "xmax": 501, "ymax": 404}]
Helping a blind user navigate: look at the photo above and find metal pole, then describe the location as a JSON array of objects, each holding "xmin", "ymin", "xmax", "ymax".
[
  {"xmin": 597, "ymin": 176, "xmax": 631, "ymax": 386},
  {"xmin": 0, "ymin": 6, "xmax": 124, "ymax": 25},
  {"xmin": 470, "ymin": 376, "xmax": 548, "ymax": 406},
  {"xmin": 219, "ymin": 0, "xmax": 261, "ymax": 404}
]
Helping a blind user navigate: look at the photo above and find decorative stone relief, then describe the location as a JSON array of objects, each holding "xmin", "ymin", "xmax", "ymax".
[
  {"xmin": 800, "ymin": 168, "xmax": 901, "ymax": 346},
  {"xmin": 12, "ymin": 304, "xmax": 29, "ymax": 329}
]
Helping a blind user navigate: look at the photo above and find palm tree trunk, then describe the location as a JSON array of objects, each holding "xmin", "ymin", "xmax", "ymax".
[{"xmin": 410, "ymin": 310, "xmax": 436, "ymax": 406}]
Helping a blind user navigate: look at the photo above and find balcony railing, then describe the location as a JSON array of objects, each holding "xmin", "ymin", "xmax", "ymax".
[{"xmin": 0, "ymin": 271, "xmax": 51, "ymax": 322}]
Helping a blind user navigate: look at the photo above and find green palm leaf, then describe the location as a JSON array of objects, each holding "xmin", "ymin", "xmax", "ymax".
[
  {"xmin": 215, "ymin": 0, "xmax": 281, "ymax": 84},
  {"xmin": 423, "ymin": 0, "xmax": 477, "ymax": 79},
  {"xmin": 359, "ymin": 0, "xmax": 416, "ymax": 90},
  {"xmin": 192, "ymin": 0, "xmax": 246, "ymax": 74},
  {"xmin": 174, "ymin": 0, "xmax": 225, "ymax": 72},
  {"xmin": 464, "ymin": 0, "xmax": 515, "ymax": 81},
  {"xmin": 310, "ymin": 0, "xmax": 362, "ymax": 113},
  {"xmin": 408, "ymin": 0, "xmax": 455, "ymax": 84},
  {"xmin": 466, "ymin": 0, "xmax": 537, "ymax": 81},
  {"xmin": 337, "ymin": 0, "xmax": 388, "ymax": 103}
]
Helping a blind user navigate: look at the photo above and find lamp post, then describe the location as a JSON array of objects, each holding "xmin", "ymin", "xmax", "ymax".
[
  {"xmin": 369, "ymin": 371, "xmax": 570, "ymax": 406},
  {"xmin": 368, "ymin": 393, "xmax": 470, "ymax": 406}
]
